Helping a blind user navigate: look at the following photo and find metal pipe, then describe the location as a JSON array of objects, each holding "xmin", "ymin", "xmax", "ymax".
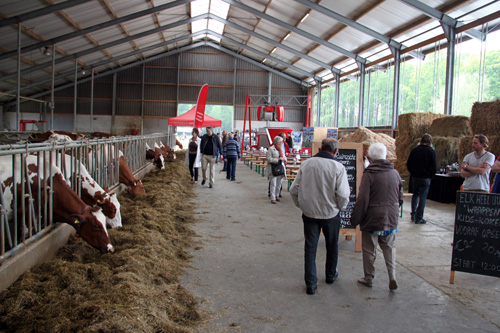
[
  {"xmin": 90, "ymin": 68, "xmax": 94, "ymax": 132},
  {"xmin": 73, "ymin": 59, "xmax": 78, "ymax": 131},
  {"xmin": 141, "ymin": 65, "xmax": 145, "ymax": 135},
  {"xmin": 51, "ymin": 44, "xmax": 55, "ymax": 130},
  {"xmin": 358, "ymin": 62, "xmax": 366, "ymax": 127},
  {"xmin": 391, "ymin": 47, "xmax": 401, "ymax": 131},
  {"xmin": 111, "ymin": 73, "xmax": 117, "ymax": 134},
  {"xmin": 334, "ymin": 73, "xmax": 340, "ymax": 128},
  {"xmin": 443, "ymin": 24, "xmax": 456, "ymax": 115},
  {"xmin": 16, "ymin": 23, "xmax": 21, "ymax": 132}
]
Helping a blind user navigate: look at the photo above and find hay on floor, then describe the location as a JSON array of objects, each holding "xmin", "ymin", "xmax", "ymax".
[
  {"xmin": 470, "ymin": 100, "xmax": 500, "ymax": 136},
  {"xmin": 0, "ymin": 152, "xmax": 202, "ymax": 332},
  {"xmin": 429, "ymin": 116, "xmax": 471, "ymax": 138},
  {"xmin": 339, "ymin": 126, "xmax": 396, "ymax": 159}
]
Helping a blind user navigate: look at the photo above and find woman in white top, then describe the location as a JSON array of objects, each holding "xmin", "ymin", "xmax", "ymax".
[{"xmin": 185, "ymin": 128, "xmax": 202, "ymax": 183}]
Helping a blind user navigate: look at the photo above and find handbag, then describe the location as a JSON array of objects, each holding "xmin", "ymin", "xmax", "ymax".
[{"xmin": 271, "ymin": 161, "xmax": 285, "ymax": 176}]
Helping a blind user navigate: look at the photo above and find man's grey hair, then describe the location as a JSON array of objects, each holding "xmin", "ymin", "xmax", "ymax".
[
  {"xmin": 228, "ymin": 133, "xmax": 234, "ymax": 138},
  {"xmin": 273, "ymin": 136, "xmax": 284, "ymax": 145},
  {"xmin": 321, "ymin": 138, "xmax": 338, "ymax": 153},
  {"xmin": 368, "ymin": 142, "xmax": 387, "ymax": 160}
]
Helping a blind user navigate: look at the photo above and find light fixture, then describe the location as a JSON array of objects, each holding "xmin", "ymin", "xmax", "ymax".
[
  {"xmin": 299, "ymin": 13, "xmax": 309, "ymax": 23},
  {"xmin": 270, "ymin": 47, "xmax": 277, "ymax": 55},
  {"xmin": 81, "ymin": 68, "xmax": 86, "ymax": 75},
  {"xmin": 282, "ymin": 32, "xmax": 291, "ymax": 41},
  {"xmin": 262, "ymin": 58, "xmax": 267, "ymax": 63},
  {"xmin": 43, "ymin": 46, "xmax": 50, "ymax": 56}
]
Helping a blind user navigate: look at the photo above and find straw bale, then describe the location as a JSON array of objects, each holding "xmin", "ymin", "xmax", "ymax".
[
  {"xmin": 339, "ymin": 126, "xmax": 396, "ymax": 159},
  {"xmin": 433, "ymin": 136, "xmax": 461, "ymax": 166},
  {"xmin": 398, "ymin": 112, "xmax": 445, "ymax": 142},
  {"xmin": 0, "ymin": 152, "xmax": 203, "ymax": 331},
  {"xmin": 429, "ymin": 116, "xmax": 471, "ymax": 138},
  {"xmin": 457, "ymin": 136, "xmax": 474, "ymax": 165},
  {"xmin": 470, "ymin": 100, "xmax": 500, "ymax": 136}
]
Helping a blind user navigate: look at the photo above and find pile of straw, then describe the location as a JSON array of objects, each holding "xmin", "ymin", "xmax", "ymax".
[
  {"xmin": 395, "ymin": 112, "xmax": 444, "ymax": 175},
  {"xmin": 339, "ymin": 126, "xmax": 396, "ymax": 159},
  {"xmin": 0, "ymin": 152, "xmax": 203, "ymax": 332},
  {"xmin": 429, "ymin": 116, "xmax": 471, "ymax": 138},
  {"xmin": 470, "ymin": 100, "xmax": 500, "ymax": 136},
  {"xmin": 433, "ymin": 136, "xmax": 461, "ymax": 166}
]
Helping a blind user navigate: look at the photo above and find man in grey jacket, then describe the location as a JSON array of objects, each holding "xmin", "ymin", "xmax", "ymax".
[{"xmin": 290, "ymin": 138, "xmax": 350, "ymax": 295}]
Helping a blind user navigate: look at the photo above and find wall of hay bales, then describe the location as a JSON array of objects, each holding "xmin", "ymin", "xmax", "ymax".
[{"xmin": 339, "ymin": 126, "xmax": 396, "ymax": 159}]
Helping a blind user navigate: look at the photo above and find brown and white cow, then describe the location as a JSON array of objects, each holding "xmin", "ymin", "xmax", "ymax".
[
  {"xmin": 0, "ymin": 155, "xmax": 114, "ymax": 253},
  {"xmin": 30, "ymin": 130, "xmax": 86, "ymax": 143},
  {"xmin": 145, "ymin": 143, "xmax": 164, "ymax": 170},
  {"xmin": 118, "ymin": 151, "xmax": 145, "ymax": 195}
]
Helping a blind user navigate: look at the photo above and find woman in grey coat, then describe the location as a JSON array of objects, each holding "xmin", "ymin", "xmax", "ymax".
[
  {"xmin": 351, "ymin": 143, "xmax": 404, "ymax": 291},
  {"xmin": 266, "ymin": 136, "xmax": 287, "ymax": 204}
]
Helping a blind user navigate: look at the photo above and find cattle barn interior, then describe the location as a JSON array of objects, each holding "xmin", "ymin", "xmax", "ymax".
[{"xmin": 1, "ymin": 0, "xmax": 500, "ymax": 331}]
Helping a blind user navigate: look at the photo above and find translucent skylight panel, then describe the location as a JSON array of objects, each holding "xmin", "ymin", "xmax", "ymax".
[
  {"xmin": 191, "ymin": 0, "xmax": 209, "ymax": 17},
  {"xmin": 192, "ymin": 18, "xmax": 208, "ymax": 33},
  {"xmin": 211, "ymin": 0, "xmax": 230, "ymax": 19},
  {"xmin": 190, "ymin": 0, "xmax": 229, "ymax": 42}
]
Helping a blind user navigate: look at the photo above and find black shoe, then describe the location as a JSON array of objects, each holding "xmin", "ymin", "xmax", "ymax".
[
  {"xmin": 306, "ymin": 285, "xmax": 317, "ymax": 295},
  {"xmin": 209, "ymin": 184, "xmax": 213, "ymax": 189},
  {"xmin": 410, "ymin": 213, "xmax": 415, "ymax": 222},
  {"xmin": 201, "ymin": 180, "xmax": 206, "ymax": 186},
  {"xmin": 226, "ymin": 176, "xmax": 230, "ymax": 179},
  {"xmin": 231, "ymin": 179, "xmax": 235, "ymax": 181},
  {"xmin": 326, "ymin": 270, "xmax": 339, "ymax": 284},
  {"xmin": 415, "ymin": 219, "xmax": 426, "ymax": 224}
]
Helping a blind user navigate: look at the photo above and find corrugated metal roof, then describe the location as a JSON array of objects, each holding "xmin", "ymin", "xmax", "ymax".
[{"xmin": 1, "ymin": 0, "xmax": 499, "ymax": 104}]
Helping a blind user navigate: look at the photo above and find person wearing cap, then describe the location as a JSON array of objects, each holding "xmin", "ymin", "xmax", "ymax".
[{"xmin": 200, "ymin": 126, "xmax": 222, "ymax": 188}]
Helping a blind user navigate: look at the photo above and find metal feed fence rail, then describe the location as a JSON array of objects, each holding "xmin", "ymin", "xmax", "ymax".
[{"xmin": 0, "ymin": 132, "xmax": 175, "ymax": 259}]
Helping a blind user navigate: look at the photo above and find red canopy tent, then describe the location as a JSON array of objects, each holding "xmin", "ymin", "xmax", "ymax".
[{"xmin": 168, "ymin": 106, "xmax": 222, "ymax": 127}]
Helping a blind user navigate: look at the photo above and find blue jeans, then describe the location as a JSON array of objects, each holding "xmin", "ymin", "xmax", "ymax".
[
  {"xmin": 226, "ymin": 157, "xmax": 237, "ymax": 180},
  {"xmin": 411, "ymin": 177, "xmax": 431, "ymax": 220},
  {"xmin": 303, "ymin": 213, "xmax": 341, "ymax": 288}
]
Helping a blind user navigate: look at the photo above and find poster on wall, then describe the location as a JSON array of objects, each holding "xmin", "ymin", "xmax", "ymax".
[
  {"xmin": 302, "ymin": 127, "xmax": 314, "ymax": 148},
  {"xmin": 292, "ymin": 132, "xmax": 302, "ymax": 149},
  {"xmin": 327, "ymin": 128, "xmax": 338, "ymax": 139}
]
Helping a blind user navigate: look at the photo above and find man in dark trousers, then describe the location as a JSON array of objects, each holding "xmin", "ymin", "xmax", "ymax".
[
  {"xmin": 286, "ymin": 132, "xmax": 294, "ymax": 153},
  {"xmin": 200, "ymin": 126, "xmax": 222, "ymax": 188},
  {"xmin": 406, "ymin": 133, "xmax": 437, "ymax": 224}
]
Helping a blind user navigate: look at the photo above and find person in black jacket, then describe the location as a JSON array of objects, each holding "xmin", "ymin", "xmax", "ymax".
[
  {"xmin": 200, "ymin": 126, "xmax": 222, "ymax": 188},
  {"xmin": 406, "ymin": 134, "xmax": 437, "ymax": 224}
]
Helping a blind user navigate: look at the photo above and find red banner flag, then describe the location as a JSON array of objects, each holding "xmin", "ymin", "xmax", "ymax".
[{"xmin": 194, "ymin": 84, "xmax": 209, "ymax": 128}]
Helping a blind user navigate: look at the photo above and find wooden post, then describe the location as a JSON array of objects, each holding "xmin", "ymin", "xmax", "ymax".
[{"xmin": 450, "ymin": 270, "xmax": 455, "ymax": 284}]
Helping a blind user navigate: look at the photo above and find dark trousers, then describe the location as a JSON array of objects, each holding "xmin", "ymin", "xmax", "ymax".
[
  {"xmin": 222, "ymin": 160, "xmax": 227, "ymax": 171},
  {"xmin": 226, "ymin": 157, "xmax": 237, "ymax": 180},
  {"xmin": 303, "ymin": 213, "xmax": 341, "ymax": 288},
  {"xmin": 411, "ymin": 177, "xmax": 431, "ymax": 220},
  {"xmin": 188, "ymin": 154, "xmax": 199, "ymax": 181}
]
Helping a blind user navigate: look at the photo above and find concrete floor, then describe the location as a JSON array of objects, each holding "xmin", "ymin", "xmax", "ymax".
[{"xmin": 181, "ymin": 160, "xmax": 500, "ymax": 332}]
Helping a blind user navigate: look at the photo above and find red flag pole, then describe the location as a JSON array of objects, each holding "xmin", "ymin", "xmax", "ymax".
[
  {"xmin": 242, "ymin": 94, "xmax": 249, "ymax": 150},
  {"xmin": 306, "ymin": 93, "xmax": 312, "ymax": 127}
]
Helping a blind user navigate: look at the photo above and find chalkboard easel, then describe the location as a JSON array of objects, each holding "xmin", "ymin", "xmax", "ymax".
[{"xmin": 450, "ymin": 191, "xmax": 500, "ymax": 284}]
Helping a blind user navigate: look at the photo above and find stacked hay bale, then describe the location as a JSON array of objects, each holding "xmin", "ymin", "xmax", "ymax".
[
  {"xmin": 458, "ymin": 101, "xmax": 500, "ymax": 177},
  {"xmin": 429, "ymin": 115, "xmax": 472, "ymax": 167},
  {"xmin": 394, "ymin": 112, "xmax": 445, "ymax": 176},
  {"xmin": 339, "ymin": 126, "xmax": 396, "ymax": 159}
]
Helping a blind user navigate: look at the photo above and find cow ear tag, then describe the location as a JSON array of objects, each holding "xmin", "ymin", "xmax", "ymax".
[
  {"xmin": 97, "ymin": 199, "xmax": 101, "ymax": 203},
  {"xmin": 74, "ymin": 218, "xmax": 80, "ymax": 224},
  {"xmin": 134, "ymin": 182, "xmax": 137, "ymax": 186}
]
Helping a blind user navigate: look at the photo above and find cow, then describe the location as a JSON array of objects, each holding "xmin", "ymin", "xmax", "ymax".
[
  {"xmin": 30, "ymin": 130, "xmax": 86, "ymax": 143},
  {"xmin": 118, "ymin": 151, "xmax": 145, "ymax": 195},
  {"xmin": 145, "ymin": 143, "xmax": 164, "ymax": 170},
  {"xmin": 55, "ymin": 153, "xmax": 122, "ymax": 229},
  {"xmin": 159, "ymin": 141, "xmax": 176, "ymax": 161},
  {"xmin": 0, "ymin": 154, "xmax": 114, "ymax": 253}
]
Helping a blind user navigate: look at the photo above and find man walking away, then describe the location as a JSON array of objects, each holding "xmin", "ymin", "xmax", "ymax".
[
  {"xmin": 352, "ymin": 143, "xmax": 403, "ymax": 291},
  {"xmin": 223, "ymin": 132, "xmax": 241, "ymax": 181},
  {"xmin": 290, "ymin": 138, "xmax": 350, "ymax": 295},
  {"xmin": 460, "ymin": 134, "xmax": 495, "ymax": 192},
  {"xmin": 286, "ymin": 132, "xmax": 294, "ymax": 153},
  {"xmin": 406, "ymin": 134, "xmax": 437, "ymax": 224},
  {"xmin": 200, "ymin": 126, "xmax": 222, "ymax": 188},
  {"xmin": 221, "ymin": 130, "xmax": 228, "ymax": 171}
]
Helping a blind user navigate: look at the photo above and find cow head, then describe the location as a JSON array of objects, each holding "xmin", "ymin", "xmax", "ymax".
[
  {"xmin": 96, "ymin": 193, "xmax": 116, "ymax": 219},
  {"xmin": 105, "ymin": 193, "xmax": 122, "ymax": 229},
  {"xmin": 70, "ymin": 206, "xmax": 114, "ymax": 254},
  {"xmin": 128, "ymin": 180, "xmax": 145, "ymax": 195}
]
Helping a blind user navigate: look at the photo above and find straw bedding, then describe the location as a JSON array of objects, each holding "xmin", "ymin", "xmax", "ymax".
[
  {"xmin": 339, "ymin": 126, "xmax": 396, "ymax": 159},
  {"xmin": 0, "ymin": 152, "xmax": 202, "ymax": 332}
]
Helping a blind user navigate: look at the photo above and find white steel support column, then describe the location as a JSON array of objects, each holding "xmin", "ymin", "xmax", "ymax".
[
  {"xmin": 442, "ymin": 23, "xmax": 456, "ymax": 115},
  {"xmin": 233, "ymin": 58, "xmax": 237, "ymax": 130},
  {"xmin": 390, "ymin": 47, "xmax": 401, "ymax": 130},
  {"xmin": 315, "ymin": 79, "xmax": 321, "ymax": 127},
  {"xmin": 334, "ymin": 72, "xmax": 340, "ymax": 128},
  {"xmin": 357, "ymin": 61, "xmax": 366, "ymax": 127}
]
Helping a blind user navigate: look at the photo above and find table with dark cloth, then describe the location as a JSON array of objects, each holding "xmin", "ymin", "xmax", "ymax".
[{"xmin": 428, "ymin": 174, "xmax": 464, "ymax": 203}]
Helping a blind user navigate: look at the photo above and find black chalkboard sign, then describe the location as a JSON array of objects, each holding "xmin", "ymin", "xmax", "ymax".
[
  {"xmin": 336, "ymin": 148, "xmax": 358, "ymax": 229},
  {"xmin": 451, "ymin": 191, "xmax": 500, "ymax": 278}
]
